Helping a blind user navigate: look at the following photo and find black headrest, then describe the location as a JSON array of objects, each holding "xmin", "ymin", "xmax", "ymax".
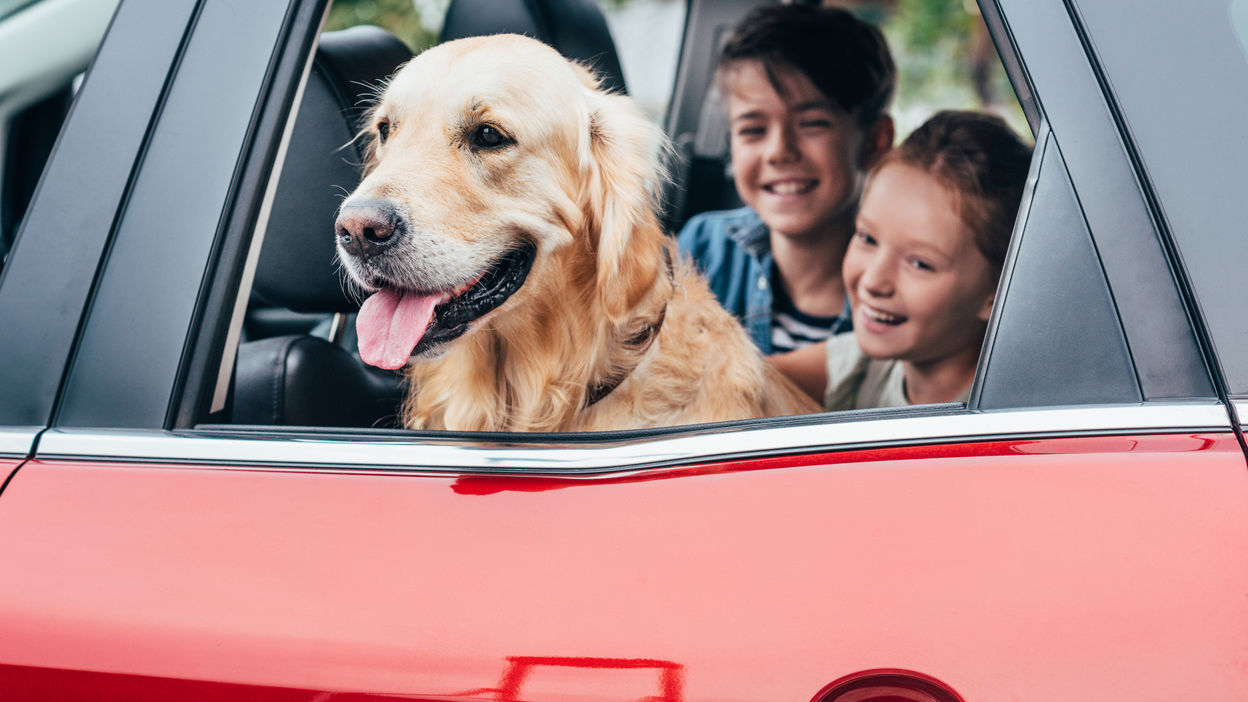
[
  {"xmin": 439, "ymin": 0, "xmax": 628, "ymax": 94},
  {"xmin": 254, "ymin": 26, "xmax": 412, "ymax": 313}
]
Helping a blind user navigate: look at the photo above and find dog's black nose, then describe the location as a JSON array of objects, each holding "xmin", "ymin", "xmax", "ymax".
[{"xmin": 336, "ymin": 200, "xmax": 403, "ymax": 259}]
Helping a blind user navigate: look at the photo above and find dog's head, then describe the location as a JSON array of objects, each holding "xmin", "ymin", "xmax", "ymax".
[{"xmin": 335, "ymin": 34, "xmax": 669, "ymax": 370}]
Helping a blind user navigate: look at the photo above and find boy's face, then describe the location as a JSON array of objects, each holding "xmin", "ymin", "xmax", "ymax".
[
  {"xmin": 725, "ymin": 60, "xmax": 877, "ymax": 243},
  {"xmin": 844, "ymin": 163, "xmax": 998, "ymax": 365}
]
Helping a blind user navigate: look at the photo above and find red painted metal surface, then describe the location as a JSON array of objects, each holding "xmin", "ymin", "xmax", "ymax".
[
  {"xmin": 0, "ymin": 459, "xmax": 21, "ymax": 494},
  {"xmin": 0, "ymin": 434, "xmax": 1246, "ymax": 700}
]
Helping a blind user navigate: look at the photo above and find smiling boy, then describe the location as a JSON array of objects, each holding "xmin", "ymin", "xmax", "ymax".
[{"xmin": 677, "ymin": 4, "xmax": 896, "ymax": 354}]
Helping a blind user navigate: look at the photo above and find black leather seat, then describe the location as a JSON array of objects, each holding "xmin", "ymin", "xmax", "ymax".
[
  {"xmin": 231, "ymin": 26, "xmax": 412, "ymax": 428},
  {"xmin": 440, "ymin": 0, "xmax": 629, "ymax": 95}
]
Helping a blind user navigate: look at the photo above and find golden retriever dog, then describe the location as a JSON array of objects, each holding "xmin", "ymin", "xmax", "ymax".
[{"xmin": 334, "ymin": 34, "xmax": 819, "ymax": 432}]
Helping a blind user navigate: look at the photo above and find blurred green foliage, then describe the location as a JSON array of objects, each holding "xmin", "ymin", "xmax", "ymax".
[
  {"xmin": 874, "ymin": 0, "xmax": 1027, "ymax": 136},
  {"xmin": 890, "ymin": 0, "xmax": 977, "ymax": 49},
  {"xmin": 324, "ymin": 0, "xmax": 437, "ymax": 52}
]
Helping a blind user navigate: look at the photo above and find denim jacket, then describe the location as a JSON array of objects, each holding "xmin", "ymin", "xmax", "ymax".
[{"xmin": 676, "ymin": 206, "xmax": 851, "ymax": 354}]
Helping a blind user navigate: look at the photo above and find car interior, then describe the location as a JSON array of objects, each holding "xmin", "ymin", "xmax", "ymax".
[
  {"xmin": 232, "ymin": 25, "xmax": 413, "ymax": 427},
  {"xmin": 231, "ymin": 0, "xmax": 650, "ymax": 428},
  {"xmin": 86, "ymin": 0, "xmax": 1022, "ymax": 432},
  {"xmin": 233, "ymin": 0, "xmax": 682, "ymax": 429}
]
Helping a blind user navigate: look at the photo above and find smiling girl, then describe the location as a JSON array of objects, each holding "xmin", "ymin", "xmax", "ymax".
[{"xmin": 771, "ymin": 110, "xmax": 1031, "ymax": 409}]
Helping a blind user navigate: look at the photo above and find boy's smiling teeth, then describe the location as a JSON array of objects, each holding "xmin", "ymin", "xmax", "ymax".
[{"xmin": 766, "ymin": 179, "xmax": 817, "ymax": 195}]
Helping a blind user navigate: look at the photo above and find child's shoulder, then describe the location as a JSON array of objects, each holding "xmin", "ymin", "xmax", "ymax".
[
  {"xmin": 677, "ymin": 207, "xmax": 767, "ymax": 259},
  {"xmin": 678, "ymin": 206, "xmax": 762, "ymax": 240},
  {"xmin": 823, "ymin": 333, "xmax": 871, "ymax": 410},
  {"xmin": 824, "ymin": 333, "xmax": 907, "ymax": 411}
]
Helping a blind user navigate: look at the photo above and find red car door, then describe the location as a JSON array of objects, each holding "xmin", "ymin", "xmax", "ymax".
[{"xmin": 1, "ymin": 417, "xmax": 1245, "ymax": 700}]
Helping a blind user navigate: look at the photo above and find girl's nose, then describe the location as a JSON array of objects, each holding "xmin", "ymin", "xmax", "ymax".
[
  {"xmin": 860, "ymin": 257, "xmax": 894, "ymax": 297},
  {"xmin": 766, "ymin": 125, "xmax": 800, "ymax": 164}
]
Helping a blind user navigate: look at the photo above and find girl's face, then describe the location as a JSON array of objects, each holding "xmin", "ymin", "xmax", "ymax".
[
  {"xmin": 844, "ymin": 163, "xmax": 998, "ymax": 365},
  {"xmin": 724, "ymin": 60, "xmax": 875, "ymax": 243}
]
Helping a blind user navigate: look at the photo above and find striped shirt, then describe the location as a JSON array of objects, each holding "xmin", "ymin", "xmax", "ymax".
[{"xmin": 770, "ymin": 274, "xmax": 852, "ymax": 353}]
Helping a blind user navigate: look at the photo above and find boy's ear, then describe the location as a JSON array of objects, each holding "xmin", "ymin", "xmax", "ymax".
[{"xmin": 859, "ymin": 114, "xmax": 894, "ymax": 169}]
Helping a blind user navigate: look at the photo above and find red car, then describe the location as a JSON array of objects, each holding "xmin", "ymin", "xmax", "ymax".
[{"xmin": 1, "ymin": 0, "xmax": 1246, "ymax": 700}]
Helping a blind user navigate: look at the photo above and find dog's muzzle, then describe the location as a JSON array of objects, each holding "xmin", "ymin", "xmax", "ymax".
[{"xmin": 353, "ymin": 240, "xmax": 538, "ymax": 369}]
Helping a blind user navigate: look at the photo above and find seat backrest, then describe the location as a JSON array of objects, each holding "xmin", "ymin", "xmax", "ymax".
[
  {"xmin": 661, "ymin": 0, "xmax": 758, "ymax": 232},
  {"xmin": 252, "ymin": 25, "xmax": 412, "ymax": 315},
  {"xmin": 232, "ymin": 26, "xmax": 412, "ymax": 427},
  {"xmin": 439, "ymin": 0, "xmax": 628, "ymax": 95}
]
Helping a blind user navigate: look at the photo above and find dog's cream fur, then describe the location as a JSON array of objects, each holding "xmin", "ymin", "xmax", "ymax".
[{"xmin": 338, "ymin": 34, "xmax": 819, "ymax": 432}]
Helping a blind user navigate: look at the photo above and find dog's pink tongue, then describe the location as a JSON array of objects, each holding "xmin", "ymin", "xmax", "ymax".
[{"xmin": 356, "ymin": 288, "xmax": 440, "ymax": 369}]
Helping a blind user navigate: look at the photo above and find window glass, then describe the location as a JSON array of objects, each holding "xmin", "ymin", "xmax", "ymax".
[
  {"xmin": 1235, "ymin": 0, "xmax": 1248, "ymax": 57},
  {"xmin": 871, "ymin": 0, "xmax": 1028, "ymax": 139},
  {"xmin": 601, "ymin": 0, "xmax": 687, "ymax": 123},
  {"xmin": 325, "ymin": 0, "xmax": 442, "ymax": 52},
  {"xmin": 227, "ymin": 0, "xmax": 1042, "ymax": 432},
  {"xmin": 1073, "ymin": 0, "xmax": 1248, "ymax": 397},
  {"xmin": 325, "ymin": 0, "xmax": 686, "ymax": 126},
  {"xmin": 0, "ymin": 0, "xmax": 118, "ymax": 263}
]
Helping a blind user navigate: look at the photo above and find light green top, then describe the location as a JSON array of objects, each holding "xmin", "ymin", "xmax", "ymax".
[{"xmin": 823, "ymin": 332, "xmax": 970, "ymax": 410}]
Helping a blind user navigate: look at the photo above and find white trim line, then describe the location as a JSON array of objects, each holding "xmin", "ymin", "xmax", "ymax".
[
  {"xmin": 1233, "ymin": 399, "xmax": 1248, "ymax": 426},
  {"xmin": 0, "ymin": 427, "xmax": 39, "ymax": 458},
  {"xmin": 35, "ymin": 402, "xmax": 1230, "ymax": 473}
]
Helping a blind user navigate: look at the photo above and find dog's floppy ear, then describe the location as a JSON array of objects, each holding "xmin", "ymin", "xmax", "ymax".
[{"xmin": 577, "ymin": 83, "xmax": 671, "ymax": 322}]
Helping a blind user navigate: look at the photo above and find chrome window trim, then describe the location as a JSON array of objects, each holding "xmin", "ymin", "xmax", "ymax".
[
  {"xmin": 1233, "ymin": 399, "xmax": 1248, "ymax": 426},
  {"xmin": 36, "ymin": 402, "xmax": 1229, "ymax": 474},
  {"xmin": 0, "ymin": 427, "xmax": 40, "ymax": 458}
]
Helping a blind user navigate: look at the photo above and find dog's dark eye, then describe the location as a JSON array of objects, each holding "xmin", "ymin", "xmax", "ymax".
[
  {"xmin": 377, "ymin": 120, "xmax": 390, "ymax": 144},
  {"xmin": 470, "ymin": 124, "xmax": 511, "ymax": 150}
]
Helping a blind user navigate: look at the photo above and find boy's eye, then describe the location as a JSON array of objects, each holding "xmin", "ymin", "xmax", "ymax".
[
  {"xmin": 909, "ymin": 258, "xmax": 936, "ymax": 272},
  {"xmin": 736, "ymin": 126, "xmax": 765, "ymax": 138},
  {"xmin": 799, "ymin": 119, "xmax": 832, "ymax": 129}
]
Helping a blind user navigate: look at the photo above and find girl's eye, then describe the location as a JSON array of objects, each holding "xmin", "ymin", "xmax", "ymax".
[
  {"xmin": 377, "ymin": 120, "xmax": 390, "ymax": 144},
  {"xmin": 909, "ymin": 258, "xmax": 936, "ymax": 272},
  {"xmin": 736, "ymin": 126, "xmax": 765, "ymax": 138},
  {"xmin": 855, "ymin": 230, "xmax": 877, "ymax": 246},
  {"xmin": 470, "ymin": 124, "xmax": 512, "ymax": 150}
]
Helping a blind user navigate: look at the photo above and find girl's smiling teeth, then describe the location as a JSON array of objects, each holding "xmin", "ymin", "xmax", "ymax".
[
  {"xmin": 765, "ymin": 179, "xmax": 818, "ymax": 195},
  {"xmin": 863, "ymin": 304, "xmax": 905, "ymax": 325}
]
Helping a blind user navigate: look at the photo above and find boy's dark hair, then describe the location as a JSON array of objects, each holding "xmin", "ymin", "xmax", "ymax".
[
  {"xmin": 878, "ymin": 110, "xmax": 1032, "ymax": 270},
  {"xmin": 717, "ymin": 4, "xmax": 896, "ymax": 125}
]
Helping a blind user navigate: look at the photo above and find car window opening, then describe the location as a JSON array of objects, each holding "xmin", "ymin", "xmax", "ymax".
[{"xmin": 211, "ymin": 0, "xmax": 1033, "ymax": 437}]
